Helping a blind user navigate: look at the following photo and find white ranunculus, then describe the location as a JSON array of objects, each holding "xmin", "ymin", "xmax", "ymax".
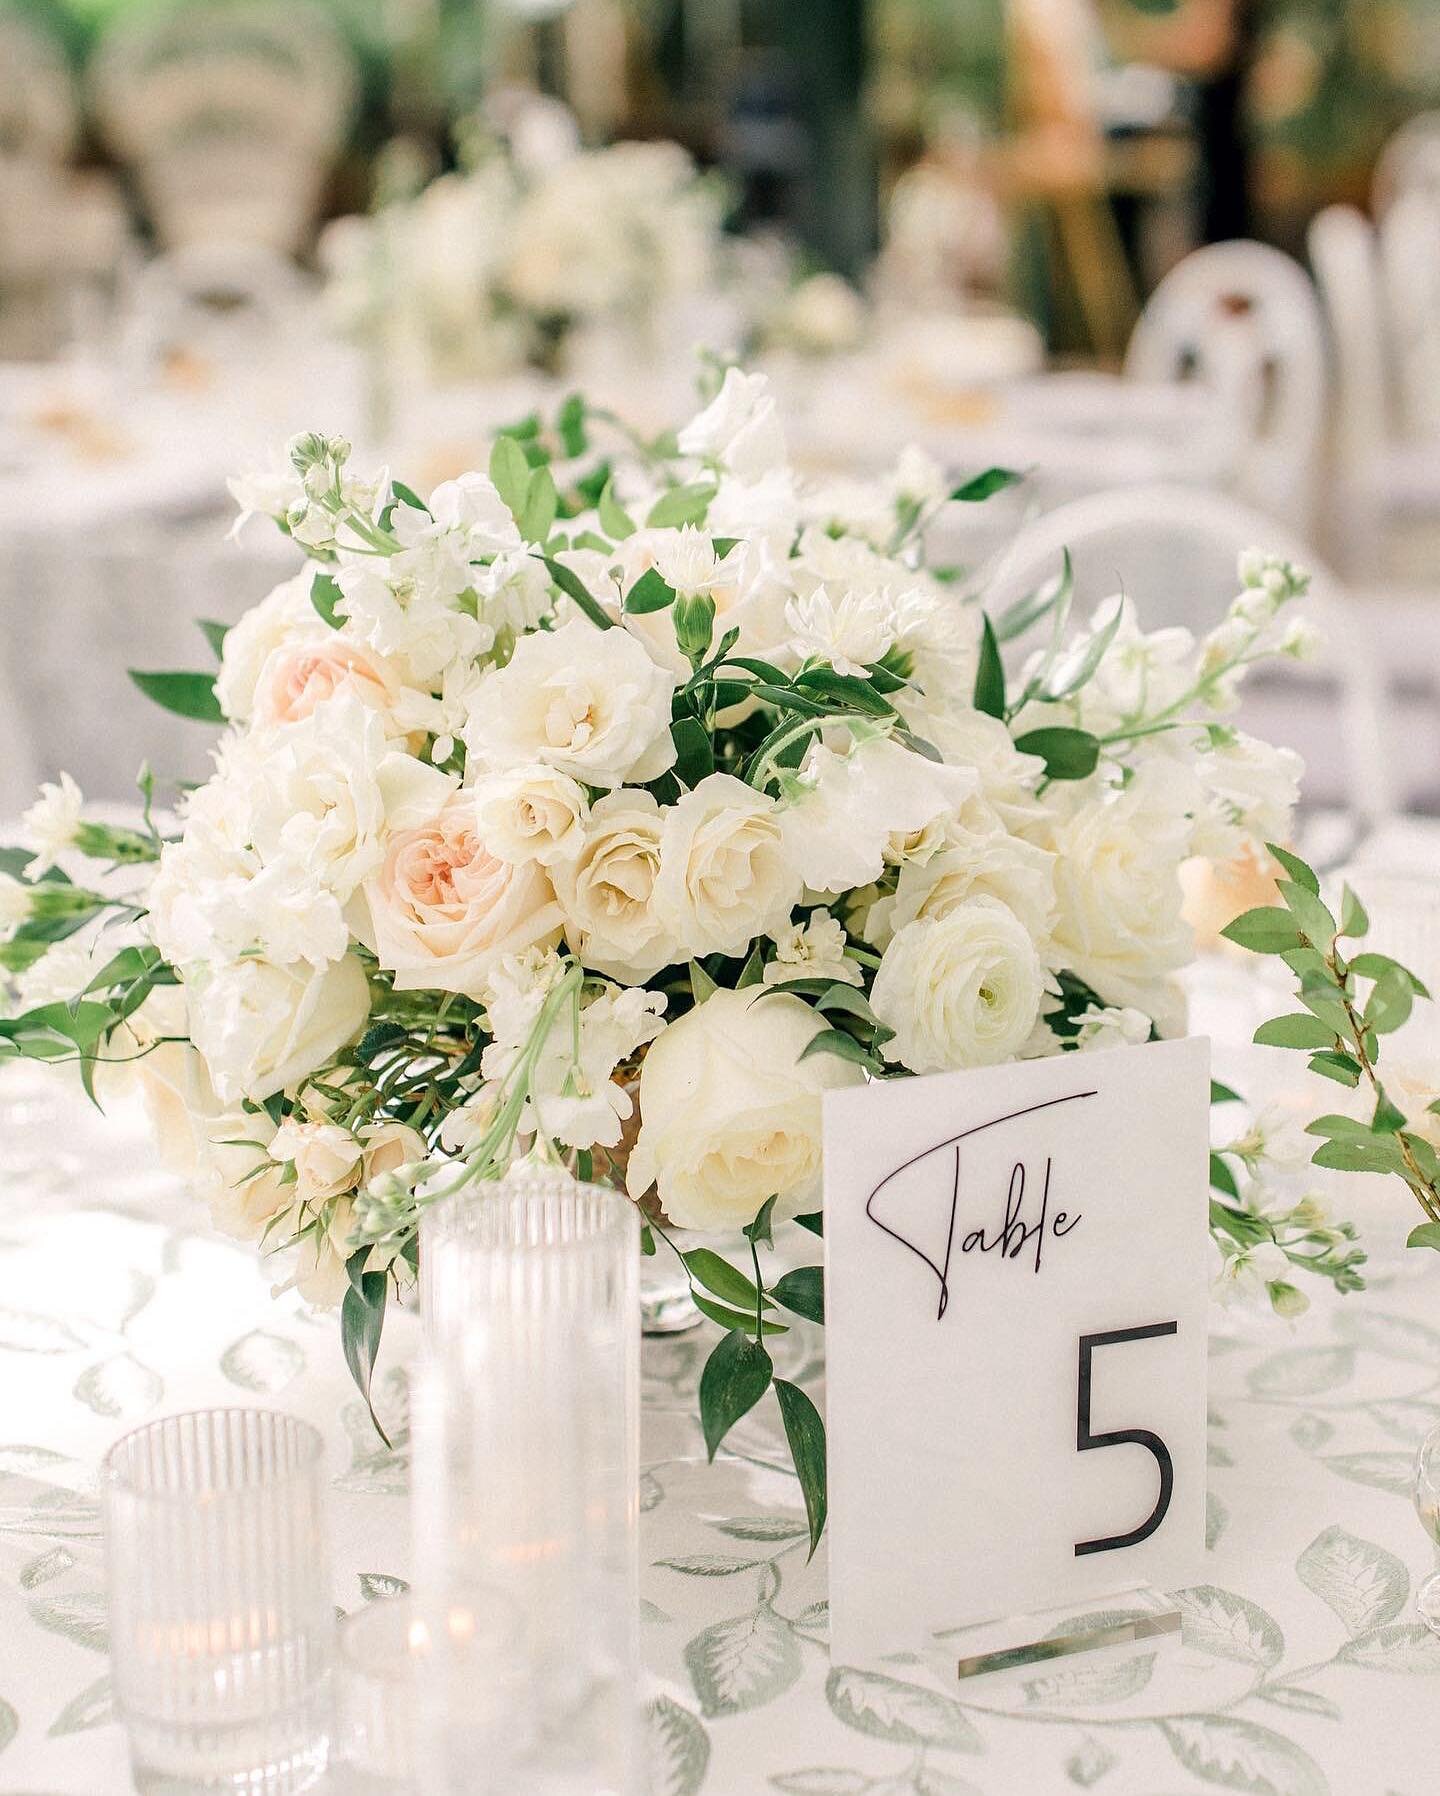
[
  {"xmin": 463, "ymin": 616, "xmax": 677, "ymax": 788},
  {"xmin": 1046, "ymin": 771, "xmax": 1194, "ymax": 1030},
  {"xmin": 215, "ymin": 570, "xmax": 323, "ymax": 722},
  {"xmin": 781, "ymin": 735, "xmax": 978, "ymax": 895},
  {"xmin": 470, "ymin": 764, "xmax": 589, "ymax": 866},
  {"xmin": 552, "ymin": 790, "xmax": 677, "ymax": 982},
  {"xmin": 187, "ymin": 953, "xmax": 371, "ymax": 1105},
  {"xmin": 872, "ymin": 898, "xmax": 1047, "ymax": 1074},
  {"xmin": 654, "ymin": 773, "xmax": 802, "ymax": 959},
  {"xmin": 677, "ymin": 368, "xmax": 786, "ymax": 479},
  {"xmin": 627, "ymin": 987, "xmax": 861, "ymax": 1230},
  {"xmin": 363, "ymin": 793, "xmax": 564, "ymax": 997}
]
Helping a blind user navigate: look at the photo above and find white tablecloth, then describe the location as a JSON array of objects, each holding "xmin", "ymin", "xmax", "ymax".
[{"xmin": 1, "ymin": 955, "xmax": 1438, "ymax": 1795}]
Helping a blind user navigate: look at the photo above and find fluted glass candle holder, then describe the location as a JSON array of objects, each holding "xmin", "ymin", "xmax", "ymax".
[
  {"xmin": 415, "ymin": 1163, "xmax": 641, "ymax": 1795},
  {"xmin": 102, "ymin": 1409, "xmax": 333, "ymax": 1796}
]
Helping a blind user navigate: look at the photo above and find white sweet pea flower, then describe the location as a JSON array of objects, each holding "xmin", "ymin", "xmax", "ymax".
[
  {"xmin": 464, "ymin": 616, "xmax": 678, "ymax": 789},
  {"xmin": 22, "ymin": 773, "xmax": 84, "ymax": 876},
  {"xmin": 677, "ymin": 368, "xmax": 787, "ymax": 479},
  {"xmin": 762, "ymin": 913, "xmax": 863, "ymax": 988}
]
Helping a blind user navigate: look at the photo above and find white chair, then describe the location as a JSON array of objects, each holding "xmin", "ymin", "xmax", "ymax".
[
  {"xmin": 1309, "ymin": 203, "xmax": 1440, "ymax": 582},
  {"xmin": 1125, "ymin": 241, "xmax": 1327, "ymax": 535},
  {"xmin": 1373, "ymin": 111, "xmax": 1440, "ymax": 218},
  {"xmin": 983, "ymin": 483, "xmax": 1397, "ymax": 832},
  {"xmin": 89, "ymin": 0, "xmax": 357, "ymax": 255},
  {"xmin": 1376, "ymin": 189, "xmax": 1440, "ymax": 442},
  {"xmin": 120, "ymin": 239, "xmax": 315, "ymax": 373}
]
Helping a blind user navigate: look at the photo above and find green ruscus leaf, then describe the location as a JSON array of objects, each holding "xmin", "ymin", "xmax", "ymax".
[
  {"xmin": 698, "ymin": 1330, "xmax": 773, "ymax": 1461},
  {"xmin": 341, "ymin": 1261, "xmax": 391, "ymax": 1448},
  {"xmin": 973, "ymin": 616, "xmax": 1006, "ymax": 719},
  {"xmin": 1221, "ymin": 907, "xmax": 1305, "ymax": 955},
  {"xmin": 774, "ymin": 1379, "xmax": 827, "ymax": 1556},
  {"xmin": 127, "ymin": 669, "xmax": 224, "ymax": 724},
  {"xmin": 771, "ymin": 1266, "xmax": 824, "ymax": 1325}
]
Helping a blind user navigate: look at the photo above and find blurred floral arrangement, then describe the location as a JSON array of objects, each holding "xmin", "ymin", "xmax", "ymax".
[
  {"xmin": 320, "ymin": 127, "xmax": 725, "ymax": 382},
  {"xmin": 0, "ymin": 371, "xmax": 1357, "ymax": 1540}
]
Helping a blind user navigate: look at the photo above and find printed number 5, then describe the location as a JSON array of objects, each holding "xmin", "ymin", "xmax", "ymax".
[{"xmin": 1074, "ymin": 1321, "xmax": 1178, "ymax": 1557}]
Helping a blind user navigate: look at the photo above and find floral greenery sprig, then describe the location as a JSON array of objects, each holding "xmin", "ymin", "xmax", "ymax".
[{"xmin": 1222, "ymin": 844, "xmax": 1440, "ymax": 1248}]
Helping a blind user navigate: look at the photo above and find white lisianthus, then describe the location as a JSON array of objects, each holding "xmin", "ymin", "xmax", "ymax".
[
  {"xmin": 362, "ymin": 794, "xmax": 563, "ymax": 997},
  {"xmin": 464, "ymin": 616, "xmax": 677, "ymax": 788},
  {"xmin": 627, "ymin": 987, "xmax": 861, "ymax": 1229},
  {"xmin": 1046, "ymin": 769, "xmax": 1194, "ymax": 1031},
  {"xmin": 677, "ymin": 367, "xmax": 787, "ymax": 480},
  {"xmin": 872, "ymin": 898, "xmax": 1047, "ymax": 1074},
  {"xmin": 781, "ymin": 735, "xmax": 978, "ymax": 895},
  {"xmin": 187, "ymin": 953, "xmax": 371, "ymax": 1104},
  {"xmin": 552, "ymin": 791, "xmax": 677, "ymax": 982},
  {"xmin": 333, "ymin": 564, "xmax": 495, "ymax": 687},
  {"xmin": 22, "ymin": 772, "xmax": 84, "ymax": 876},
  {"xmin": 654, "ymin": 774, "xmax": 802, "ymax": 959},
  {"xmin": 763, "ymin": 913, "xmax": 863, "ymax": 988},
  {"xmin": 471, "ymin": 764, "xmax": 589, "ymax": 867}
]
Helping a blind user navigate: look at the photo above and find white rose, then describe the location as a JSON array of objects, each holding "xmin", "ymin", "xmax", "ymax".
[
  {"xmin": 1046, "ymin": 773, "xmax": 1194, "ymax": 1029},
  {"xmin": 470, "ymin": 764, "xmax": 589, "ymax": 867},
  {"xmin": 463, "ymin": 616, "xmax": 677, "ymax": 789},
  {"xmin": 627, "ymin": 987, "xmax": 861, "ymax": 1229},
  {"xmin": 868, "ymin": 799, "xmax": 1056, "ymax": 951},
  {"xmin": 215, "ymin": 570, "xmax": 321, "ymax": 722},
  {"xmin": 363, "ymin": 793, "xmax": 564, "ymax": 997},
  {"xmin": 871, "ymin": 898, "xmax": 1046, "ymax": 1074},
  {"xmin": 654, "ymin": 774, "xmax": 802, "ymax": 959},
  {"xmin": 552, "ymin": 790, "xmax": 677, "ymax": 982},
  {"xmin": 187, "ymin": 953, "xmax": 371, "ymax": 1105},
  {"xmin": 676, "ymin": 368, "xmax": 787, "ymax": 479},
  {"xmin": 253, "ymin": 633, "xmax": 402, "ymax": 732},
  {"xmin": 270, "ymin": 1118, "xmax": 363, "ymax": 1204}
]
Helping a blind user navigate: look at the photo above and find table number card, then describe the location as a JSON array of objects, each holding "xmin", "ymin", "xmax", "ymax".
[{"xmin": 824, "ymin": 1036, "xmax": 1210, "ymax": 1669}]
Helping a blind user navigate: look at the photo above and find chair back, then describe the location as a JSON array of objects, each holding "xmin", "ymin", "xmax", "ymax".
[
  {"xmin": 1307, "ymin": 204, "xmax": 1393, "ymax": 467},
  {"xmin": 1374, "ymin": 110, "xmax": 1440, "ymax": 217},
  {"xmin": 1126, "ymin": 241, "xmax": 1327, "ymax": 533}
]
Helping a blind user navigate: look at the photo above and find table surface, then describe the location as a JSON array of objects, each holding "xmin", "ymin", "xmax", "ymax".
[{"xmin": 1, "ymin": 971, "xmax": 1437, "ymax": 1796}]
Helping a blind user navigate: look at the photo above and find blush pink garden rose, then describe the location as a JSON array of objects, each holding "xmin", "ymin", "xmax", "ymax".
[
  {"xmin": 363, "ymin": 795, "xmax": 563, "ymax": 997},
  {"xmin": 253, "ymin": 636, "xmax": 401, "ymax": 731}
]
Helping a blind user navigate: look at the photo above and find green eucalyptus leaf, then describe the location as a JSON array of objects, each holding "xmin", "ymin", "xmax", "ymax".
[
  {"xmin": 1406, "ymin": 1222, "xmax": 1440, "ymax": 1252},
  {"xmin": 1349, "ymin": 953, "xmax": 1430, "ymax": 999},
  {"xmin": 698, "ymin": 1329, "xmax": 773, "ymax": 1461},
  {"xmin": 1340, "ymin": 885, "xmax": 1369, "ymax": 938},
  {"xmin": 647, "ymin": 483, "xmax": 714, "ymax": 529},
  {"xmin": 1365, "ymin": 967, "xmax": 1414, "ymax": 1036},
  {"xmin": 1308, "ymin": 1050, "xmax": 1362, "ymax": 1087},
  {"xmin": 1276, "ymin": 880, "xmax": 1336, "ymax": 946},
  {"xmin": 1371, "ymin": 1087, "xmax": 1407, "ymax": 1134},
  {"xmin": 542, "ymin": 556, "xmax": 613, "ymax": 630},
  {"xmin": 598, "ymin": 478, "xmax": 636, "ymax": 539}
]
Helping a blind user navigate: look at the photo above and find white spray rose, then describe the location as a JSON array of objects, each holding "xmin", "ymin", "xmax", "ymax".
[
  {"xmin": 470, "ymin": 764, "xmax": 589, "ymax": 866},
  {"xmin": 872, "ymin": 898, "xmax": 1047, "ymax": 1074},
  {"xmin": 654, "ymin": 774, "xmax": 802, "ymax": 959},
  {"xmin": 269, "ymin": 1118, "xmax": 363, "ymax": 1205},
  {"xmin": 552, "ymin": 791, "xmax": 678, "ymax": 982},
  {"xmin": 464, "ymin": 616, "xmax": 677, "ymax": 788},
  {"xmin": 627, "ymin": 987, "xmax": 861, "ymax": 1230},
  {"xmin": 187, "ymin": 953, "xmax": 371, "ymax": 1105}
]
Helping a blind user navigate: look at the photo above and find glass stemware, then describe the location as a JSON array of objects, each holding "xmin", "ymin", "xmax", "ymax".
[{"xmin": 1415, "ymin": 1421, "xmax": 1440, "ymax": 1635}]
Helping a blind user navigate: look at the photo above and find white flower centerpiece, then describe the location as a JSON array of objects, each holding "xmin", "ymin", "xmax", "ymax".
[{"xmin": 0, "ymin": 372, "xmax": 1364, "ymax": 1544}]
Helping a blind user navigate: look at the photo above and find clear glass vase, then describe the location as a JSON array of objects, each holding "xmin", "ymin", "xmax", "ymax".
[
  {"xmin": 415, "ymin": 1162, "xmax": 642, "ymax": 1795},
  {"xmin": 102, "ymin": 1409, "xmax": 333, "ymax": 1796}
]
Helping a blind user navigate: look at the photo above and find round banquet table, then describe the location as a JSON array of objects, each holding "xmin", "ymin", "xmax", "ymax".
[{"xmin": 1, "ymin": 961, "xmax": 1438, "ymax": 1794}]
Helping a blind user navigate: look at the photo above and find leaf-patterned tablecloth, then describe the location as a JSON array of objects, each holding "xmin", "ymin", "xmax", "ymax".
[{"xmin": 0, "ymin": 1062, "xmax": 1437, "ymax": 1796}]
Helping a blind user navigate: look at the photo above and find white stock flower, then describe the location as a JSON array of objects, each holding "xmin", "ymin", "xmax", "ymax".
[
  {"xmin": 464, "ymin": 616, "xmax": 677, "ymax": 788},
  {"xmin": 781, "ymin": 735, "xmax": 978, "ymax": 895},
  {"xmin": 362, "ymin": 793, "xmax": 563, "ymax": 997},
  {"xmin": 654, "ymin": 774, "xmax": 802, "ymax": 959},
  {"xmin": 22, "ymin": 773, "xmax": 84, "ymax": 876},
  {"xmin": 762, "ymin": 913, "xmax": 863, "ymax": 988},
  {"xmin": 334, "ymin": 564, "xmax": 494, "ymax": 687},
  {"xmin": 1059, "ymin": 596, "xmax": 1195, "ymax": 735},
  {"xmin": 552, "ymin": 791, "xmax": 677, "ymax": 982},
  {"xmin": 677, "ymin": 368, "xmax": 787, "ymax": 479},
  {"xmin": 470, "ymin": 764, "xmax": 589, "ymax": 866},
  {"xmin": 920, "ymin": 710, "xmax": 1047, "ymax": 836},
  {"xmin": 187, "ymin": 953, "xmax": 371, "ymax": 1105},
  {"xmin": 871, "ymin": 898, "xmax": 1047, "ymax": 1074},
  {"xmin": 627, "ymin": 987, "xmax": 861, "ymax": 1229}
]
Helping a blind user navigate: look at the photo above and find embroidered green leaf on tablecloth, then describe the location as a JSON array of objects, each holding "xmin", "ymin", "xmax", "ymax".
[
  {"xmin": 72, "ymin": 1355, "xmax": 162, "ymax": 1420},
  {"xmin": 29, "ymin": 1592, "xmax": 108, "ymax": 1653},
  {"xmin": 1289, "ymin": 1414, "xmax": 1334, "ymax": 1452},
  {"xmin": 914, "ymin": 1768, "xmax": 984, "ymax": 1796},
  {"xmin": 0, "ymin": 1309, "xmax": 87, "ymax": 1353},
  {"xmin": 358, "ymin": 1574, "xmax": 409, "ymax": 1602},
  {"xmin": 1320, "ymin": 1452, "xmax": 1416, "ymax": 1496},
  {"xmin": 709, "ymin": 1516, "xmax": 809, "ymax": 1543},
  {"xmin": 1246, "ymin": 1346, "xmax": 1355, "ymax": 1399},
  {"xmin": 1296, "ymin": 1526, "xmax": 1409, "ymax": 1635},
  {"xmin": 639, "ymin": 1470, "xmax": 664, "ymax": 1513},
  {"xmin": 48, "ymin": 1674, "xmax": 114, "ymax": 1736},
  {"xmin": 824, "ymin": 1666, "xmax": 984, "ymax": 1752},
  {"xmin": 220, "ymin": 1330, "xmax": 305, "ymax": 1394},
  {"xmin": 657, "ymin": 1554, "xmax": 766, "ymax": 1577},
  {"xmin": 0, "ymin": 1697, "xmax": 15, "ymax": 1755},
  {"xmin": 647, "ymin": 1695, "xmax": 710, "ymax": 1796},
  {"xmin": 1159, "ymin": 1714, "xmax": 1328, "ymax": 1796},
  {"xmin": 770, "ymin": 1771, "xmax": 868, "ymax": 1795},
  {"xmin": 1206, "ymin": 1491, "xmax": 1229, "ymax": 1550},
  {"xmin": 1364, "ymin": 1397, "xmax": 1440, "ymax": 1442},
  {"xmin": 0, "ymin": 1444, "xmax": 72, "ymax": 1477},
  {"xmin": 1175, "ymin": 1586, "xmax": 1284, "ymax": 1668},
  {"xmin": 1065, "ymin": 1736, "xmax": 1118, "ymax": 1787},
  {"xmin": 1023, "ymin": 1651, "xmax": 1155, "ymax": 1707},
  {"xmin": 1338, "ymin": 1622, "xmax": 1440, "ymax": 1672},
  {"xmin": 19, "ymin": 1547, "xmax": 74, "ymax": 1591},
  {"xmin": 1257, "ymin": 1686, "xmax": 1342, "ymax": 1720},
  {"xmin": 685, "ymin": 1604, "xmax": 802, "ymax": 1717},
  {"xmin": 1336, "ymin": 1307, "xmax": 1440, "ymax": 1364}
]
